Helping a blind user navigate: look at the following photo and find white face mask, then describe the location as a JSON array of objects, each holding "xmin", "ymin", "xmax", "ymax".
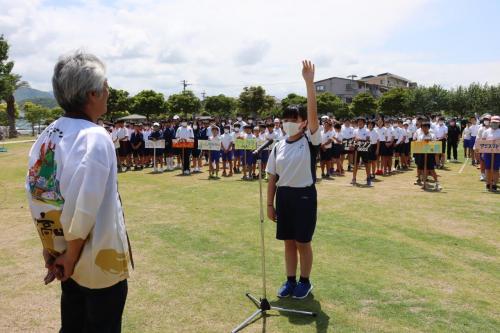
[
  {"xmin": 439, "ymin": 121, "xmax": 444, "ymax": 125},
  {"xmin": 224, "ymin": 129, "xmax": 229, "ymax": 134},
  {"xmin": 282, "ymin": 121, "xmax": 301, "ymax": 137},
  {"xmin": 193, "ymin": 125, "xmax": 198, "ymax": 130},
  {"xmin": 222, "ymin": 122, "xmax": 226, "ymax": 126},
  {"xmin": 237, "ymin": 117, "xmax": 242, "ymax": 121},
  {"xmin": 234, "ymin": 128, "xmax": 240, "ymax": 132},
  {"xmin": 490, "ymin": 122, "xmax": 499, "ymax": 130},
  {"xmin": 181, "ymin": 122, "xmax": 187, "ymax": 127},
  {"xmin": 248, "ymin": 120, "xmax": 253, "ymax": 124},
  {"xmin": 228, "ymin": 120, "xmax": 232, "ymax": 124},
  {"xmin": 484, "ymin": 120, "xmax": 490, "ymax": 126}
]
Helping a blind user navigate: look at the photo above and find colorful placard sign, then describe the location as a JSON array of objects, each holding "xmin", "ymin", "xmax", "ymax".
[
  {"xmin": 145, "ymin": 139, "xmax": 165, "ymax": 149},
  {"xmin": 198, "ymin": 139, "xmax": 222, "ymax": 151},
  {"xmin": 235, "ymin": 139, "xmax": 257, "ymax": 150},
  {"xmin": 411, "ymin": 141, "xmax": 442, "ymax": 154},
  {"xmin": 475, "ymin": 139, "xmax": 500, "ymax": 154},
  {"xmin": 172, "ymin": 139, "xmax": 194, "ymax": 148}
]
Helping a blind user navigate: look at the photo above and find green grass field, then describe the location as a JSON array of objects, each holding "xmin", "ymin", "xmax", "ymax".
[{"xmin": 0, "ymin": 141, "xmax": 499, "ymax": 333}]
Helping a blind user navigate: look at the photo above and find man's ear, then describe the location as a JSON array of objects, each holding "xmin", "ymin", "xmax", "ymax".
[{"xmin": 300, "ymin": 120, "xmax": 308, "ymax": 131}]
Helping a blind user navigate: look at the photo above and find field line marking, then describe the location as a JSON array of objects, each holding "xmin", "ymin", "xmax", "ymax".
[{"xmin": 458, "ymin": 158, "xmax": 469, "ymax": 174}]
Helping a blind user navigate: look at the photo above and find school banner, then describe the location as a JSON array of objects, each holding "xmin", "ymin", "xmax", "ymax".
[
  {"xmin": 235, "ymin": 139, "xmax": 257, "ymax": 150},
  {"xmin": 145, "ymin": 139, "xmax": 165, "ymax": 149},
  {"xmin": 475, "ymin": 139, "xmax": 500, "ymax": 154},
  {"xmin": 411, "ymin": 141, "xmax": 442, "ymax": 154},
  {"xmin": 198, "ymin": 139, "xmax": 222, "ymax": 151},
  {"xmin": 172, "ymin": 139, "xmax": 195, "ymax": 148}
]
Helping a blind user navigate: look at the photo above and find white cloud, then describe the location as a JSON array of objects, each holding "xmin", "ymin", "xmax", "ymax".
[{"xmin": 1, "ymin": 0, "xmax": 498, "ymax": 99}]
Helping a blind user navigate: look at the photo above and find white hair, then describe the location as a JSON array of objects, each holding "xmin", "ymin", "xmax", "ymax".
[{"xmin": 52, "ymin": 50, "xmax": 106, "ymax": 114}]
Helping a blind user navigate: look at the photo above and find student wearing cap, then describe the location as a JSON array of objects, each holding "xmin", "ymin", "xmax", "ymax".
[
  {"xmin": 266, "ymin": 60, "xmax": 320, "ymax": 300},
  {"xmin": 481, "ymin": 115, "xmax": 499, "ymax": 191},
  {"xmin": 447, "ymin": 118, "xmax": 461, "ymax": 162},
  {"xmin": 274, "ymin": 118, "xmax": 283, "ymax": 139}
]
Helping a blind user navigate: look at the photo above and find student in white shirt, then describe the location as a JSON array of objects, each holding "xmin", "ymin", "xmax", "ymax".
[
  {"xmin": 26, "ymin": 51, "xmax": 131, "ymax": 332},
  {"xmin": 220, "ymin": 125, "xmax": 234, "ymax": 177},
  {"xmin": 414, "ymin": 121, "xmax": 441, "ymax": 190},
  {"xmin": 332, "ymin": 123, "xmax": 344, "ymax": 175},
  {"xmin": 462, "ymin": 121, "xmax": 472, "ymax": 159},
  {"xmin": 319, "ymin": 119, "xmax": 334, "ymax": 178},
  {"xmin": 352, "ymin": 117, "xmax": 371, "ymax": 186},
  {"xmin": 375, "ymin": 118, "xmax": 386, "ymax": 175},
  {"xmin": 266, "ymin": 60, "xmax": 320, "ymax": 300},
  {"xmin": 175, "ymin": 120, "xmax": 195, "ymax": 175},
  {"xmin": 474, "ymin": 115, "xmax": 491, "ymax": 181},
  {"xmin": 341, "ymin": 119, "xmax": 354, "ymax": 171},
  {"xmin": 393, "ymin": 119, "xmax": 406, "ymax": 170},
  {"xmin": 434, "ymin": 117, "xmax": 448, "ymax": 168},
  {"xmin": 115, "ymin": 119, "xmax": 130, "ymax": 171},
  {"xmin": 481, "ymin": 115, "xmax": 499, "ymax": 191},
  {"xmin": 367, "ymin": 120, "xmax": 380, "ymax": 180}
]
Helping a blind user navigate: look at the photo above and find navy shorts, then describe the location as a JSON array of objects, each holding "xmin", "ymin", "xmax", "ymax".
[
  {"xmin": 275, "ymin": 185, "xmax": 317, "ymax": 243},
  {"xmin": 209, "ymin": 151, "xmax": 221, "ymax": 163},
  {"xmin": 242, "ymin": 151, "xmax": 254, "ymax": 166},
  {"xmin": 483, "ymin": 153, "xmax": 500, "ymax": 170},
  {"xmin": 222, "ymin": 150, "xmax": 233, "ymax": 161}
]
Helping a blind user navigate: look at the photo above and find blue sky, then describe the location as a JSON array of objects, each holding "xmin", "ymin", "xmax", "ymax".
[
  {"xmin": 378, "ymin": 0, "xmax": 500, "ymax": 64},
  {"xmin": 1, "ymin": 0, "xmax": 499, "ymax": 97}
]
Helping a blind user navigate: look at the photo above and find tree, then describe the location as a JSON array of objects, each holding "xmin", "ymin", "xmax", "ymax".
[
  {"xmin": 377, "ymin": 88, "xmax": 409, "ymax": 117},
  {"xmin": 280, "ymin": 93, "xmax": 307, "ymax": 110},
  {"xmin": 106, "ymin": 87, "xmax": 131, "ymax": 121},
  {"xmin": 317, "ymin": 92, "xmax": 350, "ymax": 119},
  {"xmin": 24, "ymin": 102, "xmax": 50, "ymax": 135},
  {"xmin": 44, "ymin": 106, "xmax": 64, "ymax": 124},
  {"xmin": 0, "ymin": 35, "xmax": 28, "ymax": 138},
  {"xmin": 466, "ymin": 83, "xmax": 489, "ymax": 116},
  {"xmin": 238, "ymin": 86, "xmax": 268, "ymax": 118},
  {"xmin": 131, "ymin": 89, "xmax": 168, "ymax": 120},
  {"xmin": 203, "ymin": 94, "xmax": 237, "ymax": 118},
  {"xmin": 0, "ymin": 102, "xmax": 19, "ymax": 126},
  {"xmin": 425, "ymin": 85, "xmax": 449, "ymax": 115},
  {"xmin": 167, "ymin": 90, "xmax": 201, "ymax": 118},
  {"xmin": 486, "ymin": 84, "xmax": 500, "ymax": 115},
  {"xmin": 350, "ymin": 92, "xmax": 377, "ymax": 117},
  {"xmin": 448, "ymin": 86, "xmax": 468, "ymax": 117}
]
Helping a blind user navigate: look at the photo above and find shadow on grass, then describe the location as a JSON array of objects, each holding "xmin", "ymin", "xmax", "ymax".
[{"xmin": 270, "ymin": 294, "xmax": 330, "ymax": 333}]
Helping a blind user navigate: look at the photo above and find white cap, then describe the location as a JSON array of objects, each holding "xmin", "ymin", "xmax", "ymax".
[
  {"xmin": 274, "ymin": 118, "xmax": 280, "ymax": 122},
  {"xmin": 321, "ymin": 115, "xmax": 329, "ymax": 119},
  {"xmin": 153, "ymin": 122, "xmax": 160, "ymax": 127},
  {"xmin": 173, "ymin": 115, "xmax": 180, "ymax": 120}
]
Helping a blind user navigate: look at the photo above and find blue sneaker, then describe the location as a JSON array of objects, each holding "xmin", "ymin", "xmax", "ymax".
[
  {"xmin": 292, "ymin": 282, "xmax": 313, "ymax": 299},
  {"xmin": 277, "ymin": 281, "xmax": 296, "ymax": 298}
]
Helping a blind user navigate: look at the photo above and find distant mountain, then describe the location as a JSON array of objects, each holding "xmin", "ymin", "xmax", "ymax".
[{"xmin": 14, "ymin": 87, "xmax": 54, "ymax": 101}]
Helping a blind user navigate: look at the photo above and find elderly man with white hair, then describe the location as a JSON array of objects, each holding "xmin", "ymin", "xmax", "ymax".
[{"xmin": 26, "ymin": 51, "xmax": 133, "ymax": 332}]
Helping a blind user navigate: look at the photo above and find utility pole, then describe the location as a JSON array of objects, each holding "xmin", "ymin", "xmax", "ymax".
[
  {"xmin": 180, "ymin": 80, "xmax": 191, "ymax": 93},
  {"xmin": 201, "ymin": 91, "xmax": 206, "ymax": 100}
]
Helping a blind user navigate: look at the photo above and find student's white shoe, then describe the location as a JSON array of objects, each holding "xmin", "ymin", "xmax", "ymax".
[{"xmin": 480, "ymin": 174, "xmax": 485, "ymax": 181}]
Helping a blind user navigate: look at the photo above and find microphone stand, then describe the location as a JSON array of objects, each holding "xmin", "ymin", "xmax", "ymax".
[{"xmin": 231, "ymin": 146, "xmax": 316, "ymax": 333}]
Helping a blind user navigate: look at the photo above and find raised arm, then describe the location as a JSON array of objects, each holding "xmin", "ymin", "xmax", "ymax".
[{"xmin": 302, "ymin": 60, "xmax": 319, "ymax": 134}]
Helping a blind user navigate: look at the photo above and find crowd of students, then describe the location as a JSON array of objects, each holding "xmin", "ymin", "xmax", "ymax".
[{"xmin": 99, "ymin": 112, "xmax": 500, "ymax": 192}]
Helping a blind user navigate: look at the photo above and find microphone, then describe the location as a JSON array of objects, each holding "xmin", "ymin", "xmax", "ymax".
[{"xmin": 252, "ymin": 139, "xmax": 274, "ymax": 156}]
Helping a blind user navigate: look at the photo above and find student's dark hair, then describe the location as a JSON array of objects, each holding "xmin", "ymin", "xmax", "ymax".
[
  {"xmin": 234, "ymin": 123, "xmax": 241, "ymax": 128},
  {"xmin": 334, "ymin": 123, "xmax": 341, "ymax": 130},
  {"xmin": 282, "ymin": 105, "xmax": 307, "ymax": 121},
  {"xmin": 368, "ymin": 120, "xmax": 376, "ymax": 127},
  {"xmin": 421, "ymin": 121, "xmax": 431, "ymax": 128}
]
